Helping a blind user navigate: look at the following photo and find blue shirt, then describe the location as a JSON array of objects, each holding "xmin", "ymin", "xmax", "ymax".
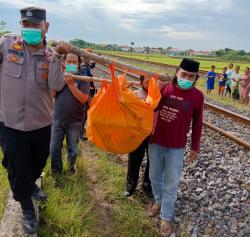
[
  {"xmin": 207, "ymin": 71, "xmax": 216, "ymax": 81},
  {"xmin": 81, "ymin": 63, "xmax": 93, "ymax": 77},
  {"xmin": 81, "ymin": 62, "xmax": 96, "ymax": 97}
]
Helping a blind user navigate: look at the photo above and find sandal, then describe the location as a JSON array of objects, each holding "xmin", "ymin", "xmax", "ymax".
[
  {"xmin": 147, "ymin": 203, "xmax": 161, "ymax": 217},
  {"xmin": 160, "ymin": 220, "xmax": 172, "ymax": 237}
]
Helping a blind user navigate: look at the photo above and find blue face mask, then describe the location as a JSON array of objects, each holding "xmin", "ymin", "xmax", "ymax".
[
  {"xmin": 65, "ymin": 64, "xmax": 78, "ymax": 73},
  {"xmin": 177, "ymin": 78, "xmax": 193, "ymax": 89},
  {"xmin": 21, "ymin": 27, "xmax": 43, "ymax": 46}
]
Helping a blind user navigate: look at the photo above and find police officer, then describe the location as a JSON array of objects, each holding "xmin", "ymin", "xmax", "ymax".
[{"xmin": 0, "ymin": 7, "xmax": 71, "ymax": 234}]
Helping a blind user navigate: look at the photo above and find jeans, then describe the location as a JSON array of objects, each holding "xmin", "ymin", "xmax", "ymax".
[
  {"xmin": 50, "ymin": 120, "xmax": 82, "ymax": 173},
  {"xmin": 148, "ymin": 143, "xmax": 184, "ymax": 221}
]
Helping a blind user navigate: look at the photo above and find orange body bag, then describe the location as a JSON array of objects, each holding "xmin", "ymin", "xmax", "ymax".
[{"xmin": 86, "ymin": 65, "xmax": 161, "ymax": 154}]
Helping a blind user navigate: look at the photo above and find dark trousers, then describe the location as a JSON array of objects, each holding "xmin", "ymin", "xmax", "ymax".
[
  {"xmin": 126, "ymin": 137, "xmax": 151, "ymax": 192},
  {"xmin": 4, "ymin": 125, "xmax": 51, "ymax": 202},
  {"xmin": 225, "ymin": 84, "xmax": 231, "ymax": 95},
  {"xmin": 80, "ymin": 101, "xmax": 89, "ymax": 139}
]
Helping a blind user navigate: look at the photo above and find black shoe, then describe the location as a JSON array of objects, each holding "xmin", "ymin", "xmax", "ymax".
[
  {"xmin": 31, "ymin": 184, "xmax": 47, "ymax": 202},
  {"xmin": 80, "ymin": 136, "xmax": 88, "ymax": 141},
  {"xmin": 124, "ymin": 181, "xmax": 136, "ymax": 197},
  {"xmin": 68, "ymin": 166, "xmax": 76, "ymax": 175},
  {"xmin": 22, "ymin": 208, "xmax": 38, "ymax": 234},
  {"xmin": 142, "ymin": 182, "xmax": 154, "ymax": 198},
  {"xmin": 20, "ymin": 199, "xmax": 38, "ymax": 234}
]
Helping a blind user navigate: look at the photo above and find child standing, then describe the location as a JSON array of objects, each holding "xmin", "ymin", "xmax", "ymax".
[
  {"xmin": 218, "ymin": 67, "xmax": 227, "ymax": 97},
  {"xmin": 206, "ymin": 65, "xmax": 216, "ymax": 95}
]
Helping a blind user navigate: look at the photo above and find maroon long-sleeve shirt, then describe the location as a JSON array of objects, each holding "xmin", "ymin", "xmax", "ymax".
[{"xmin": 151, "ymin": 82, "xmax": 204, "ymax": 152}]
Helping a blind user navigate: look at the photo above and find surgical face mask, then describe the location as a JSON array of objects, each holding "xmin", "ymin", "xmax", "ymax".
[
  {"xmin": 21, "ymin": 27, "xmax": 43, "ymax": 46},
  {"xmin": 65, "ymin": 64, "xmax": 78, "ymax": 73},
  {"xmin": 177, "ymin": 78, "xmax": 193, "ymax": 89}
]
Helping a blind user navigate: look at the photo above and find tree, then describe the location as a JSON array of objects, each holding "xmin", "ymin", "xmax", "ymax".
[
  {"xmin": 238, "ymin": 50, "xmax": 246, "ymax": 56},
  {"xmin": 0, "ymin": 20, "xmax": 6, "ymax": 31},
  {"xmin": 0, "ymin": 20, "xmax": 9, "ymax": 36},
  {"xmin": 69, "ymin": 38, "xmax": 94, "ymax": 49},
  {"xmin": 224, "ymin": 47, "xmax": 233, "ymax": 52},
  {"xmin": 144, "ymin": 47, "xmax": 150, "ymax": 53},
  {"xmin": 216, "ymin": 49, "xmax": 224, "ymax": 57}
]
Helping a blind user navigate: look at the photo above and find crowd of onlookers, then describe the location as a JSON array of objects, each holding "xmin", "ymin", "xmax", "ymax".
[{"xmin": 206, "ymin": 63, "xmax": 250, "ymax": 106}]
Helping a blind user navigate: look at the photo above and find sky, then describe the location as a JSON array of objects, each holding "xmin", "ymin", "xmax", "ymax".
[{"xmin": 0, "ymin": 0, "xmax": 249, "ymax": 51}]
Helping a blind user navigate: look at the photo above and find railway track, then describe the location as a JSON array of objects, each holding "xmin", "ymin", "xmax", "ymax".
[
  {"xmin": 99, "ymin": 52, "xmax": 209, "ymax": 76},
  {"xmin": 94, "ymin": 64, "xmax": 250, "ymax": 150}
]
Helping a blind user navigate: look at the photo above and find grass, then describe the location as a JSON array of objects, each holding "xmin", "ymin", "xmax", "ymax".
[
  {"xmin": 97, "ymin": 50, "xmax": 250, "ymax": 73},
  {"xmin": 39, "ymin": 142, "xmax": 159, "ymax": 237},
  {"xmin": 39, "ymin": 173, "xmax": 101, "ymax": 237},
  {"xmin": 0, "ymin": 151, "xmax": 9, "ymax": 219},
  {"xmin": 39, "ymin": 143, "xmax": 101, "ymax": 237},
  {"xmin": 87, "ymin": 147, "xmax": 159, "ymax": 237}
]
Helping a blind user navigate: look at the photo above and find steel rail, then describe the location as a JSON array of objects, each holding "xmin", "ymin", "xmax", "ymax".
[{"xmin": 99, "ymin": 52, "xmax": 209, "ymax": 76}]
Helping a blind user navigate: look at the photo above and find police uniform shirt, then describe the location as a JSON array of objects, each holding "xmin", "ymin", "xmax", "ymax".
[{"xmin": 0, "ymin": 34, "xmax": 65, "ymax": 131}]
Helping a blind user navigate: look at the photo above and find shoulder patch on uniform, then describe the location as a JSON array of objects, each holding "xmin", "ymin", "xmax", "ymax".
[
  {"xmin": 47, "ymin": 47, "xmax": 53, "ymax": 53},
  {"xmin": 12, "ymin": 42, "xmax": 23, "ymax": 50},
  {"xmin": 44, "ymin": 47, "xmax": 53, "ymax": 57}
]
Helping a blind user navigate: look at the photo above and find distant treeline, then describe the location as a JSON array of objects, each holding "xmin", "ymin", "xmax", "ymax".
[{"xmin": 215, "ymin": 48, "xmax": 250, "ymax": 61}]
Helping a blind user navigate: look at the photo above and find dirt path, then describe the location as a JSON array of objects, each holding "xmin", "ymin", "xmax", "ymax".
[
  {"xmin": 0, "ymin": 183, "xmax": 40, "ymax": 237},
  {"xmin": 78, "ymin": 142, "xmax": 117, "ymax": 237}
]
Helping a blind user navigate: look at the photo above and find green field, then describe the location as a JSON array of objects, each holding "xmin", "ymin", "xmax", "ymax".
[{"xmin": 97, "ymin": 50, "xmax": 250, "ymax": 72}]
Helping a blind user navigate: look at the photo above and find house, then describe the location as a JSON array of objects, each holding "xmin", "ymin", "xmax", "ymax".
[
  {"xmin": 150, "ymin": 48, "xmax": 162, "ymax": 54},
  {"xmin": 119, "ymin": 45, "xmax": 131, "ymax": 52},
  {"xmin": 166, "ymin": 48, "xmax": 183, "ymax": 56},
  {"xmin": 189, "ymin": 50, "xmax": 216, "ymax": 56},
  {"xmin": 133, "ymin": 47, "xmax": 145, "ymax": 53}
]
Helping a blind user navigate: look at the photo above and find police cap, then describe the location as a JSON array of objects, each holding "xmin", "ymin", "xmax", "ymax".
[{"xmin": 20, "ymin": 7, "xmax": 46, "ymax": 23}]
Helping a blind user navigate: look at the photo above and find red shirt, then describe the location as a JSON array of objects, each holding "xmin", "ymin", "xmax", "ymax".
[{"xmin": 151, "ymin": 82, "xmax": 204, "ymax": 152}]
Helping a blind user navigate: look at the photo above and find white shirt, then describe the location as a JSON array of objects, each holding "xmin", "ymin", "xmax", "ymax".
[{"xmin": 231, "ymin": 72, "xmax": 241, "ymax": 87}]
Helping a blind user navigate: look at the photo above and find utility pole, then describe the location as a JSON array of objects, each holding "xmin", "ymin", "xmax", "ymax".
[{"xmin": 130, "ymin": 41, "xmax": 134, "ymax": 58}]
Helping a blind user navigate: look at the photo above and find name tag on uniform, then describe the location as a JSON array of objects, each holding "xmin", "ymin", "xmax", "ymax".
[
  {"xmin": 41, "ymin": 63, "xmax": 49, "ymax": 69},
  {"xmin": 41, "ymin": 71, "xmax": 48, "ymax": 80},
  {"xmin": 9, "ymin": 54, "xmax": 20, "ymax": 62}
]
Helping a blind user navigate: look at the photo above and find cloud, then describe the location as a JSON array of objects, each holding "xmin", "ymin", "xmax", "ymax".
[{"xmin": 0, "ymin": 0, "xmax": 250, "ymax": 50}]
